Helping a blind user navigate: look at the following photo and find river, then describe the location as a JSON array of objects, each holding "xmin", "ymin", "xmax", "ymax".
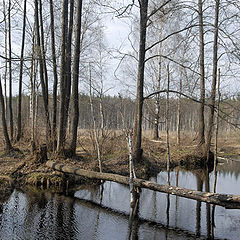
[{"xmin": 0, "ymin": 158, "xmax": 239, "ymax": 239}]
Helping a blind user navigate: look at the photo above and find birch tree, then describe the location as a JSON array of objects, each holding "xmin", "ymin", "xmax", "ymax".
[
  {"xmin": 0, "ymin": 76, "xmax": 12, "ymax": 151},
  {"xmin": 8, "ymin": 0, "xmax": 13, "ymax": 140},
  {"xmin": 34, "ymin": 0, "xmax": 52, "ymax": 144}
]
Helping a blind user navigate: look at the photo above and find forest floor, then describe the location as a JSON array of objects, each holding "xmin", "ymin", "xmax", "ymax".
[{"xmin": 0, "ymin": 130, "xmax": 240, "ymax": 199}]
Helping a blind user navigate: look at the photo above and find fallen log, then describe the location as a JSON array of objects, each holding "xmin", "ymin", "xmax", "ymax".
[{"xmin": 46, "ymin": 160, "xmax": 240, "ymax": 209}]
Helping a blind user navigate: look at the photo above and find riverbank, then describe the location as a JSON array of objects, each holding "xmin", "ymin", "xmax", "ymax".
[{"xmin": 0, "ymin": 131, "xmax": 239, "ymax": 197}]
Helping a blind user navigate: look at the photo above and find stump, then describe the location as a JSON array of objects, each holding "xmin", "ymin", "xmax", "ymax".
[
  {"xmin": 31, "ymin": 141, "xmax": 37, "ymax": 153},
  {"xmin": 35, "ymin": 144, "xmax": 48, "ymax": 164}
]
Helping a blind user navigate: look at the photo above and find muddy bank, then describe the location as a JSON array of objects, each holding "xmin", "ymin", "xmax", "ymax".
[
  {"xmin": 3, "ymin": 152, "xmax": 211, "ymax": 192},
  {"xmin": 0, "ymin": 134, "xmax": 235, "ymax": 192},
  {"xmin": 0, "ymin": 176, "xmax": 14, "ymax": 202}
]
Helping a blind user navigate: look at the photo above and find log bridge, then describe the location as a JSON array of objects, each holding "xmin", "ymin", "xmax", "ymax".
[{"xmin": 46, "ymin": 161, "xmax": 240, "ymax": 209}]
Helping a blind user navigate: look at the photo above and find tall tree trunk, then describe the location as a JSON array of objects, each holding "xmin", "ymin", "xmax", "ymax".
[
  {"xmin": 197, "ymin": 0, "xmax": 205, "ymax": 147},
  {"xmin": 133, "ymin": 0, "xmax": 148, "ymax": 161},
  {"xmin": 89, "ymin": 65, "xmax": 102, "ymax": 173},
  {"xmin": 64, "ymin": 0, "xmax": 74, "ymax": 133},
  {"xmin": 99, "ymin": 50, "xmax": 105, "ymax": 138},
  {"xmin": 17, "ymin": 0, "xmax": 27, "ymax": 141},
  {"xmin": 57, "ymin": 0, "xmax": 69, "ymax": 153},
  {"xmin": 166, "ymin": 64, "xmax": 170, "ymax": 183},
  {"xmin": 30, "ymin": 28, "xmax": 37, "ymax": 149},
  {"xmin": 177, "ymin": 68, "xmax": 183, "ymax": 145},
  {"xmin": 153, "ymin": 23, "xmax": 163, "ymax": 140},
  {"xmin": 49, "ymin": 0, "xmax": 58, "ymax": 150},
  {"xmin": 3, "ymin": 0, "xmax": 8, "ymax": 120},
  {"xmin": 0, "ymin": 76, "xmax": 12, "ymax": 151},
  {"xmin": 34, "ymin": 0, "xmax": 51, "ymax": 144},
  {"xmin": 29, "ymin": 60, "xmax": 36, "ymax": 147},
  {"xmin": 39, "ymin": 0, "xmax": 52, "ymax": 142},
  {"xmin": 8, "ymin": 0, "xmax": 13, "ymax": 140},
  {"xmin": 39, "ymin": 0, "xmax": 49, "ymax": 105},
  {"xmin": 205, "ymin": 0, "xmax": 220, "ymax": 159},
  {"xmin": 99, "ymin": 90, "xmax": 104, "ymax": 138},
  {"xmin": 70, "ymin": 0, "xmax": 83, "ymax": 154}
]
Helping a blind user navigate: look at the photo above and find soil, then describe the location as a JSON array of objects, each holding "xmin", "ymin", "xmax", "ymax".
[{"xmin": 0, "ymin": 131, "xmax": 239, "ymax": 196}]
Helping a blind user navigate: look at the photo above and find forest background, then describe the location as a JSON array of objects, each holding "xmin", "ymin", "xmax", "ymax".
[{"xmin": 0, "ymin": 0, "xmax": 240, "ymax": 167}]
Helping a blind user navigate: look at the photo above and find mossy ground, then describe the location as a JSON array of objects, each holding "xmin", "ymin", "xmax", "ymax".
[{"xmin": 0, "ymin": 176, "xmax": 14, "ymax": 202}]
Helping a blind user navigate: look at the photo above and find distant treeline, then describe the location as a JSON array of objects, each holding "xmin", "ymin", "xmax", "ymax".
[{"xmin": 2, "ymin": 93, "xmax": 240, "ymax": 136}]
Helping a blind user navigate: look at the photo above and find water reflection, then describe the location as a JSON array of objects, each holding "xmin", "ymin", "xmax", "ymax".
[
  {"xmin": 0, "ymin": 160, "xmax": 240, "ymax": 239},
  {"xmin": 139, "ymin": 165, "xmax": 240, "ymax": 239},
  {"xmin": 195, "ymin": 172, "xmax": 203, "ymax": 237},
  {"xmin": 218, "ymin": 159, "xmax": 240, "ymax": 180}
]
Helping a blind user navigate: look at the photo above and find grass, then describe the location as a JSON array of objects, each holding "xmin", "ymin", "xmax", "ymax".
[
  {"xmin": 26, "ymin": 173, "xmax": 65, "ymax": 188},
  {"xmin": 0, "ymin": 129, "xmax": 239, "ymax": 189}
]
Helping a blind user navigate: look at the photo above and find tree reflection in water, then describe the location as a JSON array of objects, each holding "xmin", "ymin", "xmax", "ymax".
[{"xmin": 1, "ymin": 160, "xmax": 240, "ymax": 239}]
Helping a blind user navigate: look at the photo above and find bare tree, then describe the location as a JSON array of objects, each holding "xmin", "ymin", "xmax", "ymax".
[
  {"xmin": 29, "ymin": 33, "xmax": 38, "ymax": 151},
  {"xmin": 153, "ymin": 21, "xmax": 163, "ymax": 140},
  {"xmin": 166, "ymin": 64, "xmax": 170, "ymax": 182},
  {"xmin": 89, "ymin": 64, "xmax": 102, "ymax": 173},
  {"xmin": 49, "ymin": 0, "xmax": 58, "ymax": 149},
  {"xmin": 34, "ymin": 0, "xmax": 52, "ymax": 144},
  {"xmin": 133, "ymin": 0, "xmax": 149, "ymax": 161},
  {"xmin": 132, "ymin": 0, "xmax": 173, "ymax": 161},
  {"xmin": 57, "ymin": 0, "xmax": 69, "ymax": 154},
  {"xmin": 64, "ymin": 0, "xmax": 74, "ymax": 132},
  {"xmin": 8, "ymin": 0, "xmax": 13, "ymax": 140},
  {"xmin": 70, "ymin": 0, "xmax": 83, "ymax": 155},
  {"xmin": 0, "ymin": 76, "xmax": 12, "ymax": 151},
  {"xmin": 39, "ymin": 0, "xmax": 49, "ymax": 106},
  {"xmin": 177, "ymin": 67, "xmax": 183, "ymax": 145},
  {"xmin": 3, "ymin": 0, "xmax": 8, "ymax": 119},
  {"xmin": 197, "ymin": 0, "xmax": 205, "ymax": 147},
  {"xmin": 205, "ymin": 0, "xmax": 220, "ymax": 158},
  {"xmin": 16, "ymin": 0, "xmax": 27, "ymax": 141}
]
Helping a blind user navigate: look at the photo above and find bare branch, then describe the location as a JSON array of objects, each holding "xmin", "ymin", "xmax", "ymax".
[
  {"xmin": 144, "ymin": 90, "xmax": 240, "ymax": 130},
  {"xmin": 145, "ymin": 54, "xmax": 200, "ymax": 75},
  {"xmin": 145, "ymin": 24, "xmax": 199, "ymax": 52},
  {"xmin": 147, "ymin": 0, "xmax": 172, "ymax": 20}
]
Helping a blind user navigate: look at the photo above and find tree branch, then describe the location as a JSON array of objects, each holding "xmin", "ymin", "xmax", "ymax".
[
  {"xmin": 145, "ymin": 24, "xmax": 198, "ymax": 52},
  {"xmin": 145, "ymin": 54, "xmax": 200, "ymax": 75},
  {"xmin": 147, "ymin": 0, "xmax": 172, "ymax": 20}
]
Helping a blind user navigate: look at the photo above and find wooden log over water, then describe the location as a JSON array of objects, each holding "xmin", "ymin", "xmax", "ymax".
[{"xmin": 46, "ymin": 160, "xmax": 240, "ymax": 209}]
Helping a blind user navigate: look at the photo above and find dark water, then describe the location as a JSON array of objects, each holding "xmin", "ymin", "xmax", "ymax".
[{"xmin": 0, "ymin": 159, "xmax": 240, "ymax": 240}]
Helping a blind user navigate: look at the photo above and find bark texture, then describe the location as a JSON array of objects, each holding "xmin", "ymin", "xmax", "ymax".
[
  {"xmin": 197, "ymin": 0, "xmax": 205, "ymax": 147},
  {"xmin": 133, "ymin": 0, "xmax": 148, "ymax": 161},
  {"xmin": 205, "ymin": 0, "xmax": 220, "ymax": 159},
  {"xmin": 8, "ymin": 0, "xmax": 13, "ymax": 140},
  {"xmin": 17, "ymin": 0, "xmax": 27, "ymax": 141},
  {"xmin": 70, "ymin": 0, "xmax": 83, "ymax": 154},
  {"xmin": 57, "ymin": 0, "xmax": 69, "ymax": 153},
  {"xmin": 0, "ymin": 76, "xmax": 12, "ymax": 151},
  {"xmin": 34, "ymin": 0, "xmax": 51, "ymax": 143},
  {"xmin": 49, "ymin": 0, "xmax": 58, "ymax": 149}
]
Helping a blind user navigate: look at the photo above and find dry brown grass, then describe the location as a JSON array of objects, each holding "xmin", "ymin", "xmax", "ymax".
[{"xmin": 0, "ymin": 128, "xmax": 239, "ymax": 185}]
